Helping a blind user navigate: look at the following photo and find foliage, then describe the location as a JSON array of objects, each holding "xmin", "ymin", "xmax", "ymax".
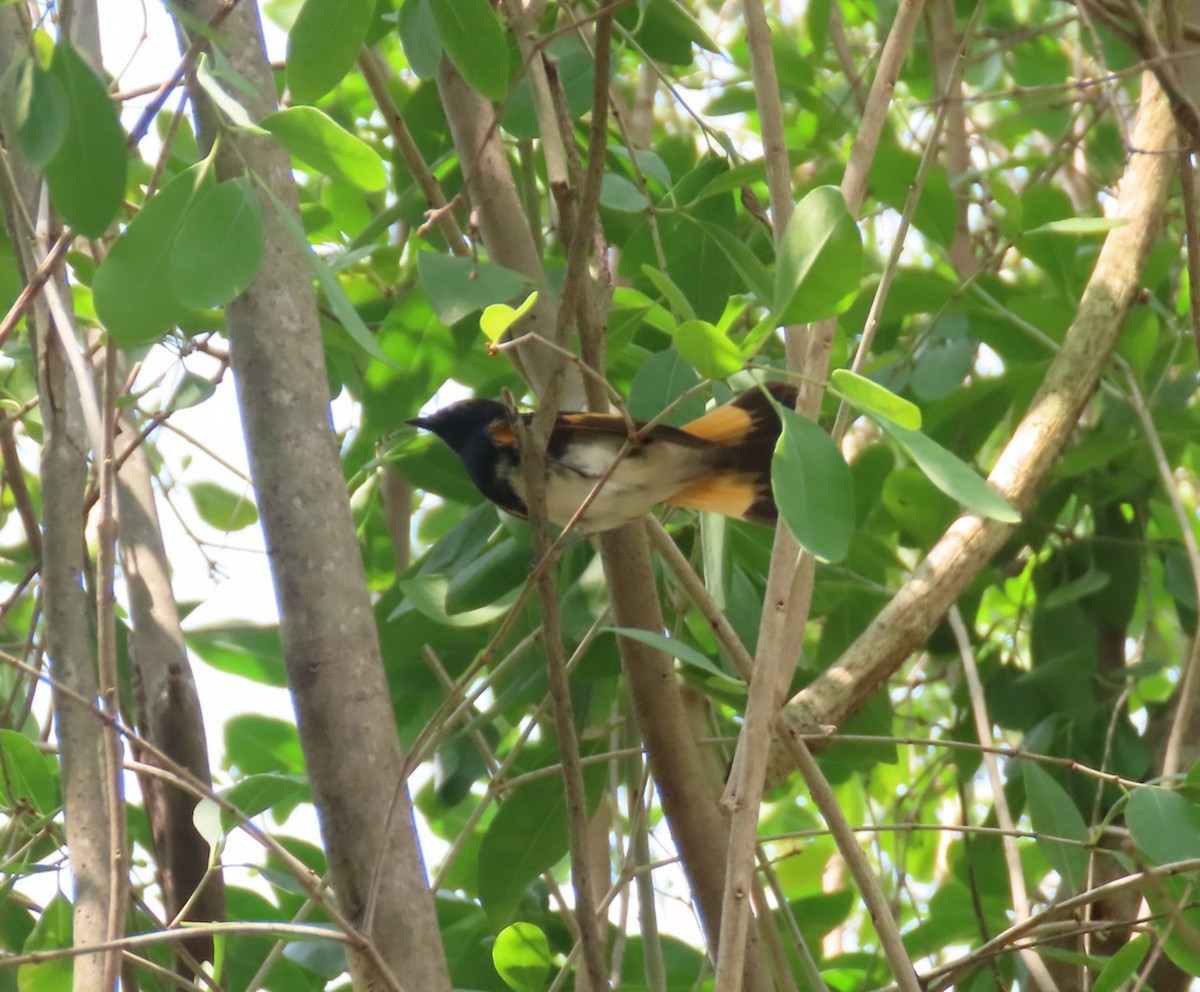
[{"xmin": 0, "ymin": 0, "xmax": 1199, "ymax": 989}]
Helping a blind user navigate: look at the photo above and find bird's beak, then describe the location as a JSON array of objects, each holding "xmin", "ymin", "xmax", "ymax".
[{"xmin": 406, "ymin": 417, "xmax": 426, "ymax": 428}]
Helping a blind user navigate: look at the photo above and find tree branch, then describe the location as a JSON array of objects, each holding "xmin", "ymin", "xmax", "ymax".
[
  {"xmin": 173, "ymin": 0, "xmax": 450, "ymax": 987},
  {"xmin": 785, "ymin": 72, "xmax": 1178, "ymax": 745}
]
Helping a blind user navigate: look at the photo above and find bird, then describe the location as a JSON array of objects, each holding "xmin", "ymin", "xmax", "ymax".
[{"xmin": 407, "ymin": 381, "xmax": 798, "ymax": 534}]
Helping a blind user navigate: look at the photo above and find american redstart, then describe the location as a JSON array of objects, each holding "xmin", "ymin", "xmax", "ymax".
[{"xmin": 408, "ymin": 381, "xmax": 798, "ymax": 533}]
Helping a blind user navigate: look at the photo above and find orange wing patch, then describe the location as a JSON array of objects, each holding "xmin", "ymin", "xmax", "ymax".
[
  {"xmin": 664, "ymin": 473, "xmax": 759, "ymax": 519},
  {"xmin": 488, "ymin": 420, "xmax": 518, "ymax": 447},
  {"xmin": 678, "ymin": 404, "xmax": 756, "ymax": 446}
]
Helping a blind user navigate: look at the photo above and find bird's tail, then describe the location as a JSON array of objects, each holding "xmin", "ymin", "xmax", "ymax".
[{"xmin": 664, "ymin": 381, "xmax": 797, "ymax": 525}]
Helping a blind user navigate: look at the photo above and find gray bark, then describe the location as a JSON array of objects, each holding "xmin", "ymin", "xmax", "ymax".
[{"xmin": 171, "ymin": 1, "xmax": 451, "ymax": 987}]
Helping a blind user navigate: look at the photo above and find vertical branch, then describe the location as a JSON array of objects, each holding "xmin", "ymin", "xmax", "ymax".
[
  {"xmin": 521, "ymin": 14, "xmax": 620, "ymax": 987},
  {"xmin": 34, "ymin": 255, "xmax": 112, "ymax": 992},
  {"xmin": 842, "ymin": 0, "xmax": 926, "ymax": 214},
  {"xmin": 436, "ymin": 57, "xmax": 581, "ymax": 404},
  {"xmin": 516, "ymin": 419, "xmax": 610, "ymax": 990},
  {"xmin": 716, "ymin": 2, "xmax": 929, "ymax": 987},
  {"xmin": 380, "ymin": 469, "xmax": 413, "ymax": 575},
  {"xmin": 713, "ymin": 0, "xmax": 804, "ymax": 979},
  {"xmin": 949, "ymin": 607, "xmax": 1058, "ymax": 992},
  {"xmin": 541, "ymin": 7, "xmax": 770, "ymax": 987},
  {"xmin": 600, "ymin": 526, "xmax": 772, "ymax": 991},
  {"xmin": 94, "ymin": 340, "xmax": 127, "ymax": 992},
  {"xmin": 556, "ymin": 10, "xmax": 614, "ymax": 385},
  {"xmin": 173, "ymin": 0, "xmax": 450, "ymax": 987},
  {"xmin": 928, "ymin": 0, "xmax": 975, "ymax": 276},
  {"xmin": 115, "ymin": 399, "xmax": 226, "ymax": 971},
  {"xmin": 1125, "ymin": 369, "xmax": 1200, "ymax": 779},
  {"xmin": 0, "ymin": 14, "xmax": 114, "ymax": 991}
]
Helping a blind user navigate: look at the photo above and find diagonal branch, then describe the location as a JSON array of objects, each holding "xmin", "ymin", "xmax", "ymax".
[
  {"xmin": 784, "ymin": 73, "xmax": 1179, "ymax": 745},
  {"xmin": 715, "ymin": 1, "xmax": 928, "ymax": 987}
]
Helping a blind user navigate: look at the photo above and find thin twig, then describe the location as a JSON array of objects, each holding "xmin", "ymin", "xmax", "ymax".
[
  {"xmin": 357, "ymin": 50, "xmax": 468, "ymax": 254},
  {"xmin": 95, "ymin": 339, "xmax": 128, "ymax": 991},
  {"xmin": 514, "ymin": 404, "xmax": 610, "ymax": 990},
  {"xmin": 0, "ymin": 651, "xmax": 402, "ymax": 986},
  {"xmin": 778, "ymin": 732, "xmax": 922, "ymax": 992},
  {"xmin": 1124, "ymin": 367, "xmax": 1200, "ymax": 778},
  {"xmin": 832, "ymin": 0, "xmax": 986, "ymax": 441},
  {"xmin": 949, "ymin": 605, "xmax": 1058, "ymax": 992}
]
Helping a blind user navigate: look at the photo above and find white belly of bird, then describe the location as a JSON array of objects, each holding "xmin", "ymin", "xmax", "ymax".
[{"xmin": 507, "ymin": 437, "xmax": 711, "ymax": 533}]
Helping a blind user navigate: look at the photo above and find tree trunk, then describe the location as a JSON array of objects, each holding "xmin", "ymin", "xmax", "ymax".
[{"xmin": 171, "ymin": 1, "xmax": 451, "ymax": 987}]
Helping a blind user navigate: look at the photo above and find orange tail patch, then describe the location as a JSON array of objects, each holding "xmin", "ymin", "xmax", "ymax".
[
  {"xmin": 664, "ymin": 473, "xmax": 762, "ymax": 520},
  {"xmin": 670, "ymin": 382, "xmax": 797, "ymax": 525},
  {"xmin": 681, "ymin": 381, "xmax": 797, "ymax": 445}
]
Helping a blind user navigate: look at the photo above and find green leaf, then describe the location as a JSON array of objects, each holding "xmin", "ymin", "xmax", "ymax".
[
  {"xmin": 224, "ymin": 714, "xmax": 305, "ymax": 776},
  {"xmin": 193, "ymin": 52, "xmax": 259, "ymax": 130},
  {"xmin": 881, "ymin": 466, "xmax": 958, "ymax": 547},
  {"xmin": 662, "ymin": 0, "xmax": 719, "ymax": 50},
  {"xmin": 283, "ymin": 934, "xmax": 347, "ymax": 978},
  {"xmin": 692, "ymin": 217, "xmax": 774, "ymax": 306},
  {"xmin": 1040, "ymin": 568, "xmax": 1110, "ymax": 612},
  {"xmin": 43, "ymin": 41, "xmax": 127, "ymax": 237},
  {"xmin": 774, "ymin": 186, "xmax": 862, "ymax": 324},
  {"xmin": 619, "ymin": 159, "xmax": 737, "ymax": 321},
  {"xmin": 600, "ymin": 173, "xmax": 650, "ymax": 213},
  {"xmin": 0, "ymin": 730, "xmax": 59, "ymax": 816},
  {"xmin": 879, "ymin": 423, "xmax": 1021, "ymax": 524},
  {"xmin": 168, "ymin": 370, "xmax": 218, "ymax": 410},
  {"xmin": 1093, "ymin": 935, "xmax": 1150, "ymax": 992},
  {"xmin": 868, "ymin": 145, "xmax": 957, "ymax": 247},
  {"xmin": 674, "ymin": 320, "xmax": 743, "ymax": 379},
  {"xmin": 395, "ymin": 573, "xmax": 517, "ymax": 626},
  {"xmin": 360, "ymin": 305, "xmax": 475, "ymax": 433},
  {"xmin": 1118, "ymin": 306, "xmax": 1157, "ymax": 374},
  {"xmin": 1024, "ymin": 217, "xmax": 1128, "ymax": 236},
  {"xmin": 639, "ymin": 264, "xmax": 695, "ymax": 322},
  {"xmin": 502, "ymin": 46, "xmax": 594, "ymax": 140},
  {"xmin": 445, "ymin": 538, "xmax": 531, "ymax": 613},
  {"xmin": 606, "ymin": 626, "xmax": 716, "ymax": 675},
  {"xmin": 606, "ymin": 626, "xmax": 744, "ymax": 693},
  {"xmin": 187, "ymin": 624, "xmax": 286, "ymax": 686},
  {"xmin": 286, "ymin": 0, "xmax": 374, "ymax": 103},
  {"xmin": 416, "ymin": 252, "xmax": 533, "ymax": 325},
  {"xmin": 261, "ymin": 106, "xmax": 387, "ymax": 192},
  {"xmin": 479, "ymin": 774, "xmax": 570, "ymax": 925},
  {"xmin": 627, "ymin": 349, "xmax": 704, "ymax": 425},
  {"xmin": 614, "ymin": 0, "xmax": 716, "ymax": 63},
  {"xmin": 478, "ymin": 758, "xmax": 605, "ymax": 926},
  {"xmin": 1126, "ymin": 787, "xmax": 1200, "ymax": 865},
  {"xmin": 19, "ymin": 895, "xmax": 72, "ymax": 992},
  {"xmin": 912, "ymin": 328, "xmax": 974, "ymax": 401},
  {"xmin": 219, "ymin": 773, "xmax": 311, "ymax": 831},
  {"xmin": 188, "ymin": 480, "xmax": 258, "ymax": 532},
  {"xmin": 1022, "ymin": 762, "xmax": 1089, "ymax": 892},
  {"xmin": 398, "ymin": 0, "xmax": 442, "ymax": 79},
  {"xmin": 168, "ymin": 178, "xmax": 263, "ymax": 308},
  {"xmin": 493, "ymin": 922, "xmax": 553, "ymax": 992},
  {"xmin": 772, "ymin": 406, "xmax": 855, "ymax": 563},
  {"xmin": 831, "ymin": 369, "xmax": 921, "ymax": 430},
  {"xmin": 192, "ymin": 797, "xmax": 223, "ymax": 848},
  {"xmin": 10, "ymin": 58, "xmax": 68, "ymax": 167},
  {"xmin": 480, "ymin": 291, "xmax": 538, "ymax": 343},
  {"xmin": 428, "ymin": 0, "xmax": 509, "ymax": 101},
  {"xmin": 94, "ymin": 165, "xmax": 213, "ymax": 347}
]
